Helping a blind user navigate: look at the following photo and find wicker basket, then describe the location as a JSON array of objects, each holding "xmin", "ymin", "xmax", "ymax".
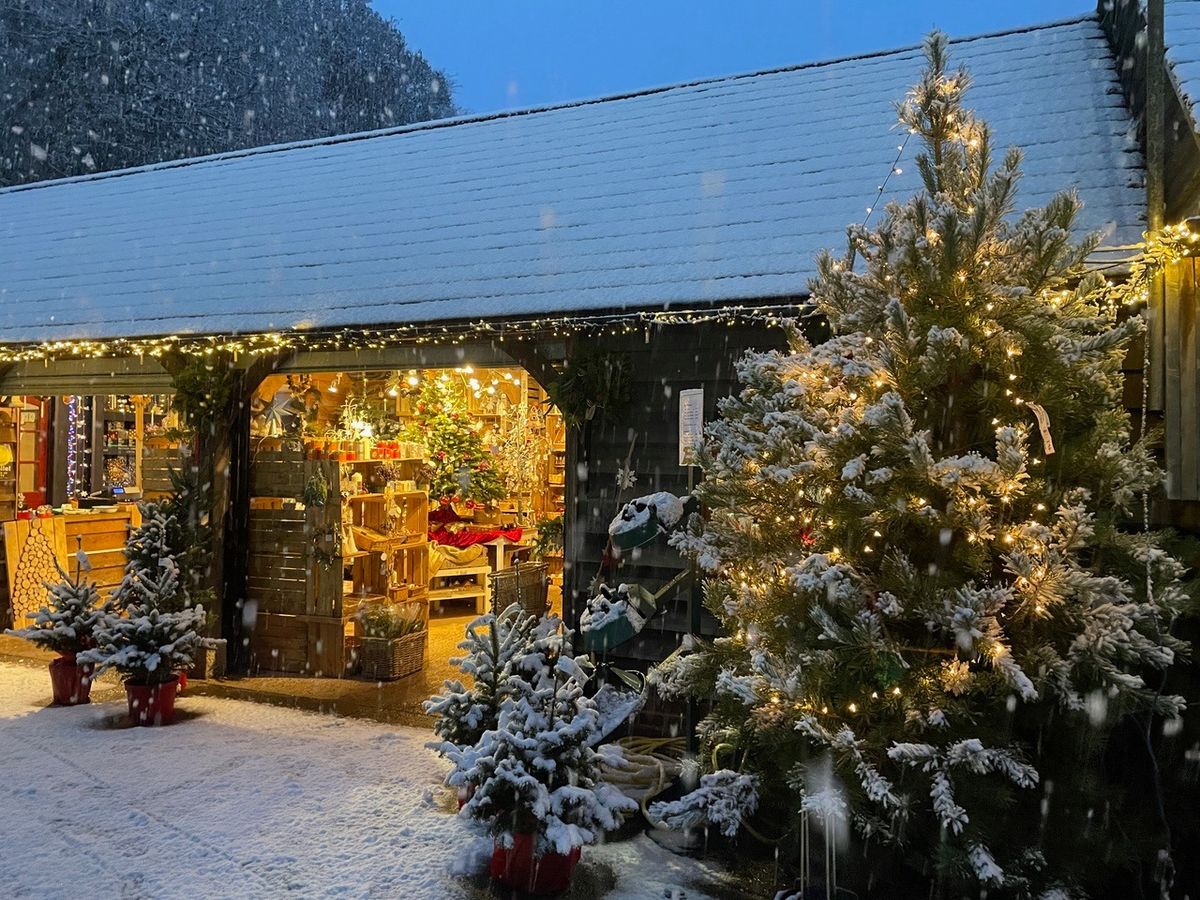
[
  {"xmin": 359, "ymin": 630, "xmax": 427, "ymax": 680},
  {"xmin": 490, "ymin": 562, "xmax": 549, "ymax": 618}
]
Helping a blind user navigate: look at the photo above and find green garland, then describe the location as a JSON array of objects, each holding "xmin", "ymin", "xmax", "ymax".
[{"xmin": 545, "ymin": 347, "xmax": 632, "ymax": 428}]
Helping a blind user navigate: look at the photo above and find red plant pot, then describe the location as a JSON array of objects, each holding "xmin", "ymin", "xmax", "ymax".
[
  {"xmin": 48, "ymin": 654, "xmax": 93, "ymax": 706},
  {"xmin": 125, "ymin": 676, "xmax": 180, "ymax": 726},
  {"xmin": 490, "ymin": 833, "xmax": 581, "ymax": 895},
  {"xmin": 456, "ymin": 782, "xmax": 476, "ymax": 810}
]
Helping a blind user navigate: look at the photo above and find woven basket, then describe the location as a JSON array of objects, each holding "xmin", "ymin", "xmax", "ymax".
[
  {"xmin": 489, "ymin": 562, "xmax": 549, "ymax": 618},
  {"xmin": 359, "ymin": 630, "xmax": 427, "ymax": 680}
]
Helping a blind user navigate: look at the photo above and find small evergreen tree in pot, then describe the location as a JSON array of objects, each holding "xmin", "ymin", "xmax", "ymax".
[
  {"xmin": 451, "ymin": 616, "xmax": 635, "ymax": 893},
  {"xmin": 6, "ymin": 557, "xmax": 109, "ymax": 705},
  {"xmin": 425, "ymin": 604, "xmax": 541, "ymax": 805},
  {"xmin": 80, "ymin": 502, "xmax": 205, "ymax": 726}
]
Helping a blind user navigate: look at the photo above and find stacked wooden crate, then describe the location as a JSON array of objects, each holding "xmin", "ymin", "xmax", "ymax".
[
  {"xmin": 245, "ymin": 447, "xmax": 344, "ymax": 676},
  {"xmin": 140, "ymin": 445, "xmax": 183, "ymax": 498}
]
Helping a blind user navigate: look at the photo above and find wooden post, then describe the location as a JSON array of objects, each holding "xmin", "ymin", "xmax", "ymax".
[
  {"xmin": 220, "ymin": 354, "xmax": 287, "ymax": 674},
  {"xmin": 161, "ymin": 350, "xmax": 285, "ymax": 675},
  {"xmin": 132, "ymin": 396, "xmax": 146, "ymax": 490}
]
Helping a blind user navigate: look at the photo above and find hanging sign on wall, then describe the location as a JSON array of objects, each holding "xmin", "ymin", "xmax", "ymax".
[{"xmin": 678, "ymin": 388, "xmax": 705, "ymax": 466}]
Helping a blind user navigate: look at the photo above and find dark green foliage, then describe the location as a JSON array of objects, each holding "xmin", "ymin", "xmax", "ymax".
[
  {"xmin": 169, "ymin": 356, "xmax": 235, "ymax": 437},
  {"xmin": 0, "ymin": 0, "xmax": 456, "ymax": 186},
  {"xmin": 545, "ymin": 347, "xmax": 633, "ymax": 428}
]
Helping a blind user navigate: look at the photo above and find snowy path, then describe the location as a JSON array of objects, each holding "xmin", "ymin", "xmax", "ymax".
[
  {"xmin": 0, "ymin": 662, "xmax": 478, "ymax": 898},
  {"xmin": 0, "ymin": 662, "xmax": 725, "ymax": 900}
]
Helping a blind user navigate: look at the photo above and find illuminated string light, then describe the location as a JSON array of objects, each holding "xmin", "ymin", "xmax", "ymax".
[
  {"xmin": 65, "ymin": 396, "xmax": 79, "ymax": 498},
  {"xmin": 0, "ymin": 303, "xmax": 809, "ymax": 364}
]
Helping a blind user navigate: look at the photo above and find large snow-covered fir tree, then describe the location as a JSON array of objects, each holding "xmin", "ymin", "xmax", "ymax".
[{"xmin": 659, "ymin": 34, "xmax": 1192, "ymax": 896}]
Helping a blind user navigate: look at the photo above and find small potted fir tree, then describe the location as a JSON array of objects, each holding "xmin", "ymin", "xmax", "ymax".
[
  {"xmin": 452, "ymin": 618, "xmax": 635, "ymax": 894},
  {"xmin": 6, "ymin": 555, "xmax": 108, "ymax": 706},
  {"xmin": 425, "ymin": 603, "xmax": 540, "ymax": 806},
  {"xmin": 80, "ymin": 503, "xmax": 205, "ymax": 726}
]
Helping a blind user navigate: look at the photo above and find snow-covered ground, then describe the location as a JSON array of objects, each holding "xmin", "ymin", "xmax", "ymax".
[{"xmin": 0, "ymin": 662, "xmax": 729, "ymax": 899}]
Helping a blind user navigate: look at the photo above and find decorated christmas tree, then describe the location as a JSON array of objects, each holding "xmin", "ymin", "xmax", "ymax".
[
  {"xmin": 406, "ymin": 376, "xmax": 504, "ymax": 506},
  {"xmin": 658, "ymin": 34, "xmax": 1192, "ymax": 896}
]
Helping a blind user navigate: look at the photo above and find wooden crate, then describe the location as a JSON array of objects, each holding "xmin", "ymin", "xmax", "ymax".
[
  {"xmin": 248, "ymin": 612, "xmax": 346, "ymax": 677},
  {"xmin": 248, "ymin": 507, "xmax": 309, "ymax": 615},
  {"xmin": 247, "ymin": 505, "xmax": 342, "ymax": 617},
  {"xmin": 249, "ymin": 447, "xmax": 308, "ymax": 498},
  {"xmin": 64, "ymin": 510, "xmax": 137, "ymax": 597},
  {"xmin": 141, "ymin": 445, "xmax": 183, "ymax": 496}
]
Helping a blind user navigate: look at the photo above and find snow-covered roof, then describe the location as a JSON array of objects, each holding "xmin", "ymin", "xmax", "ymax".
[
  {"xmin": 0, "ymin": 15, "xmax": 1143, "ymax": 344},
  {"xmin": 1165, "ymin": 0, "xmax": 1200, "ymax": 116}
]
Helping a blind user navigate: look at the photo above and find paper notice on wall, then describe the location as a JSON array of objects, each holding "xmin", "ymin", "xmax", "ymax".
[
  {"xmin": 679, "ymin": 388, "xmax": 704, "ymax": 466},
  {"xmin": 1027, "ymin": 402, "xmax": 1055, "ymax": 456}
]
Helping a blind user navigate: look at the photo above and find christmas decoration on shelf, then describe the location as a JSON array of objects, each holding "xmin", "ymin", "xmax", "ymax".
[
  {"xmin": 655, "ymin": 34, "xmax": 1194, "ymax": 897},
  {"xmin": 405, "ymin": 376, "xmax": 504, "ymax": 507}
]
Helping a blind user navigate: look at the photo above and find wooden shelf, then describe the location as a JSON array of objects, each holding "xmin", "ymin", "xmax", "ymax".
[
  {"xmin": 341, "ymin": 457, "xmax": 424, "ymax": 466},
  {"xmin": 347, "ymin": 490, "xmax": 427, "ymax": 502},
  {"xmin": 435, "ymin": 564, "xmax": 491, "ymax": 578},
  {"xmin": 429, "ymin": 563, "xmax": 490, "ymax": 612},
  {"xmin": 429, "ymin": 585, "xmax": 488, "ymax": 603}
]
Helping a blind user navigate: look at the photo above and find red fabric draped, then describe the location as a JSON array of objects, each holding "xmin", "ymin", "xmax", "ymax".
[{"xmin": 429, "ymin": 526, "xmax": 523, "ymax": 548}]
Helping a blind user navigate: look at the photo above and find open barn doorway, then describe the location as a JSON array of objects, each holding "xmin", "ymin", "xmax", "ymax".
[{"xmin": 242, "ymin": 364, "xmax": 566, "ymax": 708}]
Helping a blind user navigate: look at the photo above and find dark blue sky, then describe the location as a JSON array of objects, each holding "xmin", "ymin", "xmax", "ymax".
[{"xmin": 375, "ymin": 1, "xmax": 1092, "ymax": 116}]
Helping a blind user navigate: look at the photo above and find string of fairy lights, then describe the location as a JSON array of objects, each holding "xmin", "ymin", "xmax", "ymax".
[
  {"xmin": 720, "ymin": 219, "xmax": 1200, "ymax": 722},
  {"xmin": 0, "ymin": 303, "xmax": 814, "ymax": 365}
]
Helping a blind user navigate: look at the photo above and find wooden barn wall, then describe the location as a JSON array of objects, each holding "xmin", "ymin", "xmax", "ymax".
[
  {"xmin": 1100, "ymin": 0, "xmax": 1200, "ymax": 220},
  {"xmin": 1102, "ymin": 2, "xmax": 1200, "ymax": 504},
  {"xmin": 564, "ymin": 321, "xmax": 792, "ymax": 673},
  {"xmin": 1164, "ymin": 260, "xmax": 1200, "ymax": 501}
]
